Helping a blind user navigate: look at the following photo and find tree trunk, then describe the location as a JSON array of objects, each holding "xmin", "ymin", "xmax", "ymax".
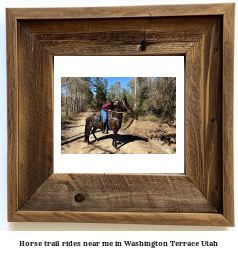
[
  {"xmin": 134, "ymin": 77, "xmax": 137, "ymax": 110},
  {"xmin": 65, "ymin": 84, "xmax": 67, "ymax": 117}
]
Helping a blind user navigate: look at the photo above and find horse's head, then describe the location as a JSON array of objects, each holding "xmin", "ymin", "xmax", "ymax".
[{"xmin": 122, "ymin": 97, "xmax": 133, "ymax": 114}]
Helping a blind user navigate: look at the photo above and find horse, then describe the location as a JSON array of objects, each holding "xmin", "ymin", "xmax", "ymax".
[{"xmin": 85, "ymin": 98, "xmax": 133, "ymax": 150}]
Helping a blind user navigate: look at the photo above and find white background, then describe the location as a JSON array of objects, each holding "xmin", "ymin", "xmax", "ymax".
[
  {"xmin": 0, "ymin": 0, "xmax": 237, "ymax": 252},
  {"xmin": 54, "ymin": 56, "xmax": 184, "ymax": 173}
]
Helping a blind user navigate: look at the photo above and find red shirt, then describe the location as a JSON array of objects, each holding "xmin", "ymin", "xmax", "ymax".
[{"xmin": 101, "ymin": 102, "xmax": 113, "ymax": 112}]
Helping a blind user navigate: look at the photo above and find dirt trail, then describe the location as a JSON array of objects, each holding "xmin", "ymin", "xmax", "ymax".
[{"xmin": 61, "ymin": 110, "xmax": 175, "ymax": 154}]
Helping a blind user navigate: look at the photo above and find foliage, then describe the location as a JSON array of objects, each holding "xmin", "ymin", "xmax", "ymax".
[
  {"xmin": 127, "ymin": 77, "xmax": 176, "ymax": 121},
  {"xmin": 61, "ymin": 77, "xmax": 93, "ymax": 123},
  {"xmin": 92, "ymin": 77, "xmax": 108, "ymax": 109},
  {"xmin": 61, "ymin": 77, "xmax": 176, "ymax": 123},
  {"xmin": 107, "ymin": 81, "xmax": 121, "ymax": 101}
]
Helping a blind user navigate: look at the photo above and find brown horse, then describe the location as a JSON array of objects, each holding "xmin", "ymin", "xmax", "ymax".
[{"xmin": 85, "ymin": 98, "xmax": 133, "ymax": 149}]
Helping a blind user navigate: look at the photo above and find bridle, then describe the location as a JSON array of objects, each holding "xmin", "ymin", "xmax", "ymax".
[
  {"xmin": 122, "ymin": 100, "xmax": 131, "ymax": 113},
  {"xmin": 111, "ymin": 100, "xmax": 131, "ymax": 114},
  {"xmin": 108, "ymin": 100, "xmax": 133, "ymax": 127}
]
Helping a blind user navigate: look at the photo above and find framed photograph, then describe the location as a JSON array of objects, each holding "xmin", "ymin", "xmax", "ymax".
[
  {"xmin": 7, "ymin": 3, "xmax": 234, "ymax": 225},
  {"xmin": 55, "ymin": 56, "xmax": 184, "ymax": 174}
]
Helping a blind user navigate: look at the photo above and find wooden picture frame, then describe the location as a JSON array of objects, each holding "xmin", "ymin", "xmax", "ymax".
[{"xmin": 7, "ymin": 3, "xmax": 234, "ymax": 226}]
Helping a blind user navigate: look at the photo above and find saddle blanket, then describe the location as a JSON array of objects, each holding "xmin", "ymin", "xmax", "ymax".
[
  {"xmin": 94, "ymin": 112, "xmax": 119, "ymax": 128},
  {"xmin": 94, "ymin": 113, "xmax": 102, "ymax": 123}
]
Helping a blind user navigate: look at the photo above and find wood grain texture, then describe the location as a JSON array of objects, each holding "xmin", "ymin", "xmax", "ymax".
[
  {"xmin": 7, "ymin": 9, "xmax": 18, "ymax": 221},
  {"xmin": 20, "ymin": 174, "xmax": 217, "ymax": 213},
  {"xmin": 222, "ymin": 4, "xmax": 235, "ymax": 226},
  {"xmin": 18, "ymin": 23, "xmax": 54, "ymax": 208},
  {"xmin": 37, "ymin": 41, "xmax": 193, "ymax": 56},
  {"xmin": 8, "ymin": 4, "xmax": 233, "ymax": 19},
  {"xmin": 19, "ymin": 17, "xmax": 218, "ymax": 56},
  {"xmin": 11, "ymin": 211, "xmax": 232, "ymax": 226},
  {"xmin": 186, "ymin": 18, "xmax": 222, "ymax": 212},
  {"xmin": 20, "ymin": 16, "xmax": 218, "ymax": 34}
]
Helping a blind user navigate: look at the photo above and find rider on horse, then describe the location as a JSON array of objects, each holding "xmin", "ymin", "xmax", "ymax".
[{"xmin": 101, "ymin": 99, "xmax": 119, "ymax": 134}]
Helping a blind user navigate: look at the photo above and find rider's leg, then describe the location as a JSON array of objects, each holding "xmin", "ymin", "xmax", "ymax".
[
  {"xmin": 101, "ymin": 109, "xmax": 107, "ymax": 133},
  {"xmin": 104, "ymin": 120, "xmax": 108, "ymax": 134}
]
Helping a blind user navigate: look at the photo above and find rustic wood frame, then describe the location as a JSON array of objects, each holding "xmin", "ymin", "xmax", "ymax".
[{"xmin": 7, "ymin": 4, "xmax": 234, "ymax": 226}]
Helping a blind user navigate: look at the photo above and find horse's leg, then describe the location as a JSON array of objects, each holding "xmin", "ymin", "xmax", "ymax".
[
  {"xmin": 91, "ymin": 126, "xmax": 98, "ymax": 142},
  {"xmin": 85, "ymin": 124, "xmax": 91, "ymax": 144},
  {"xmin": 112, "ymin": 131, "xmax": 119, "ymax": 150},
  {"xmin": 85, "ymin": 115, "xmax": 94, "ymax": 145}
]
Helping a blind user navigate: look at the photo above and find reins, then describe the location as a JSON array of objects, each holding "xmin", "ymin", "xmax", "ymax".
[
  {"xmin": 111, "ymin": 101, "xmax": 124, "ymax": 113},
  {"xmin": 122, "ymin": 99, "xmax": 131, "ymax": 112},
  {"xmin": 111, "ymin": 100, "xmax": 130, "ymax": 113},
  {"xmin": 107, "ymin": 100, "xmax": 133, "ymax": 129}
]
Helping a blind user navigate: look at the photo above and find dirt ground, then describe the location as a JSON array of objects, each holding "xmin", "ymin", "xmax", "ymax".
[{"xmin": 61, "ymin": 110, "xmax": 176, "ymax": 154}]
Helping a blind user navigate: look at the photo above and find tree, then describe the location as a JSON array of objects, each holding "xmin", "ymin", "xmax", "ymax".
[
  {"xmin": 61, "ymin": 76, "xmax": 176, "ymax": 124},
  {"xmin": 107, "ymin": 81, "xmax": 122, "ymax": 101},
  {"xmin": 93, "ymin": 77, "xmax": 108, "ymax": 109},
  {"xmin": 126, "ymin": 77, "xmax": 176, "ymax": 120},
  {"xmin": 61, "ymin": 77, "xmax": 93, "ymax": 123},
  {"xmin": 134, "ymin": 77, "xmax": 137, "ymax": 110},
  {"xmin": 120, "ymin": 87, "xmax": 130, "ymax": 100}
]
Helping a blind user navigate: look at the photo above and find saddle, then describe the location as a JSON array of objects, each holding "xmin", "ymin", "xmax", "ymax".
[
  {"xmin": 94, "ymin": 113, "xmax": 102, "ymax": 123},
  {"xmin": 108, "ymin": 111, "xmax": 121, "ymax": 122},
  {"xmin": 95, "ymin": 112, "xmax": 121, "ymax": 122}
]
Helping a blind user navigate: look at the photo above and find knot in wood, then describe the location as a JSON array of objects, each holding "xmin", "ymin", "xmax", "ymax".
[
  {"xmin": 74, "ymin": 193, "xmax": 85, "ymax": 202},
  {"xmin": 140, "ymin": 40, "xmax": 148, "ymax": 51}
]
